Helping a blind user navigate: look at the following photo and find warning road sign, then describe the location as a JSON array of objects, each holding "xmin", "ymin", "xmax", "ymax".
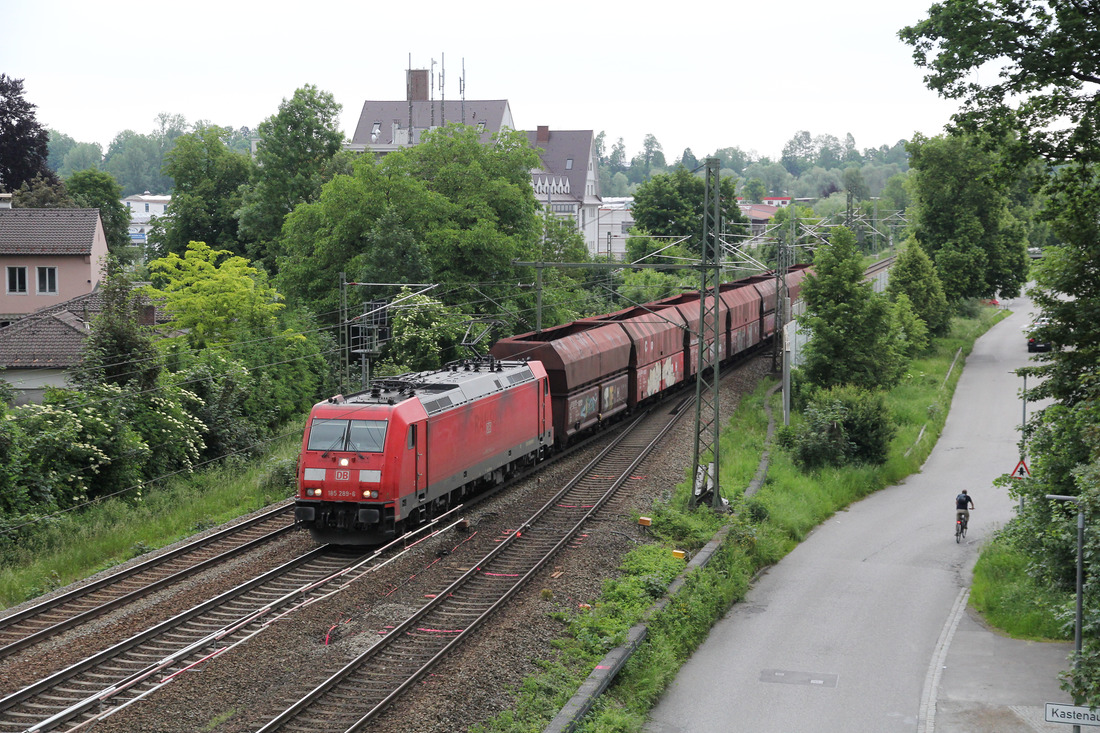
[{"xmin": 1012, "ymin": 459, "xmax": 1031, "ymax": 478}]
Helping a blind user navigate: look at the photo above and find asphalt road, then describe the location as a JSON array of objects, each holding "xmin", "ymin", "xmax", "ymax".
[{"xmin": 645, "ymin": 297, "xmax": 1074, "ymax": 733}]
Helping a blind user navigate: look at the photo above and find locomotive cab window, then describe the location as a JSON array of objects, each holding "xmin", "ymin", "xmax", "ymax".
[
  {"xmin": 407, "ymin": 424, "xmax": 416, "ymax": 449},
  {"xmin": 307, "ymin": 419, "xmax": 388, "ymax": 452}
]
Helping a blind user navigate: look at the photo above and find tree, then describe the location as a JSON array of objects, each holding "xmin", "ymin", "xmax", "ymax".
[
  {"xmin": 842, "ymin": 166, "xmax": 868, "ymax": 203},
  {"xmin": 886, "ymin": 237, "xmax": 950, "ymax": 336},
  {"xmin": 781, "ymin": 130, "xmax": 815, "ymax": 177},
  {"xmin": 59, "ymin": 143, "xmax": 103, "ymax": 177},
  {"xmin": 12, "ymin": 174, "xmax": 74, "ymax": 208},
  {"xmin": 104, "ymin": 130, "xmax": 164, "ymax": 196},
  {"xmin": 278, "ymin": 125, "xmax": 544, "ymax": 333},
  {"xmin": 631, "ymin": 168, "xmax": 747, "ymax": 257},
  {"xmin": 679, "ymin": 148, "xmax": 699, "ymax": 170},
  {"xmin": 903, "ymin": 0, "xmax": 1100, "ymax": 703},
  {"xmin": 67, "ymin": 169, "xmax": 132, "ymax": 257},
  {"xmin": 712, "ymin": 146, "xmax": 749, "ymax": 176},
  {"xmin": 890, "ymin": 292, "xmax": 929, "ymax": 358},
  {"xmin": 151, "ymin": 125, "xmax": 252, "ymax": 257},
  {"xmin": 791, "ymin": 167, "xmax": 842, "ymax": 199},
  {"xmin": 237, "ymin": 85, "xmax": 345, "ymax": 270},
  {"xmin": 906, "ymin": 131, "xmax": 1028, "ymax": 301},
  {"xmin": 609, "ymin": 138, "xmax": 626, "ymax": 172},
  {"xmin": 47, "ymin": 129, "xmax": 77, "ymax": 173},
  {"xmin": 594, "ymin": 131, "xmax": 606, "ymax": 165},
  {"xmin": 0, "ymin": 75, "xmax": 56, "ymax": 192},
  {"xmin": 798, "ymin": 226, "xmax": 906, "ymax": 390},
  {"xmin": 741, "ymin": 177, "xmax": 766, "ymax": 203},
  {"xmin": 742, "ymin": 160, "xmax": 791, "ymax": 196},
  {"xmin": 144, "ymin": 241, "xmax": 284, "ymax": 349},
  {"xmin": 900, "ymin": 0, "xmax": 1100, "ymax": 165},
  {"xmin": 75, "ymin": 260, "xmax": 161, "ymax": 392},
  {"xmin": 641, "ymin": 134, "xmax": 664, "ymax": 171},
  {"xmin": 377, "ymin": 289, "xmax": 467, "ymax": 374},
  {"xmin": 814, "ymin": 134, "xmax": 843, "ymax": 169}
]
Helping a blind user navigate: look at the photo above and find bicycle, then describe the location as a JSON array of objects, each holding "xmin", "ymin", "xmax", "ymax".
[{"xmin": 955, "ymin": 514, "xmax": 968, "ymax": 543}]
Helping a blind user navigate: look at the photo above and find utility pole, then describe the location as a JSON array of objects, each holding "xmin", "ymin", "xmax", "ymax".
[
  {"xmin": 339, "ymin": 272, "xmax": 349, "ymax": 393},
  {"xmin": 690, "ymin": 158, "xmax": 724, "ymax": 510}
]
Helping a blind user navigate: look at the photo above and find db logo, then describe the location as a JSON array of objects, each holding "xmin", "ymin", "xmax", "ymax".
[{"xmin": 335, "ymin": 470, "xmax": 351, "ymax": 481}]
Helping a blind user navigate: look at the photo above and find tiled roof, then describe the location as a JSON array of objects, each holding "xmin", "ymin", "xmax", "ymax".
[
  {"xmin": 526, "ymin": 129, "xmax": 597, "ymax": 204},
  {"xmin": 0, "ymin": 208, "xmax": 102, "ymax": 255},
  {"xmin": 0, "ymin": 289, "xmax": 168, "ymax": 369},
  {"xmin": 350, "ymin": 100, "xmax": 511, "ymax": 145},
  {"xmin": 0, "ymin": 308, "xmax": 89, "ymax": 368}
]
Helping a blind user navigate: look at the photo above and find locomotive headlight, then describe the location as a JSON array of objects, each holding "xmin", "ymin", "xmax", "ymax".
[
  {"xmin": 362, "ymin": 490, "xmax": 378, "ymax": 499},
  {"xmin": 339, "ymin": 458, "xmax": 349, "ymax": 467}
]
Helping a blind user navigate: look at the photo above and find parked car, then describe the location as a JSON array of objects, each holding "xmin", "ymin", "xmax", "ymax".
[{"xmin": 1027, "ymin": 317, "xmax": 1052, "ymax": 352}]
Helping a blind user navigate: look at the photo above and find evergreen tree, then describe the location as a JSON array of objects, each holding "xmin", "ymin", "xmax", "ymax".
[
  {"xmin": 886, "ymin": 237, "xmax": 950, "ymax": 336},
  {"xmin": 799, "ymin": 227, "xmax": 907, "ymax": 390}
]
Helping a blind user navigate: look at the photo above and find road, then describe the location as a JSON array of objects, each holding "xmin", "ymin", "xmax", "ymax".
[{"xmin": 645, "ymin": 297, "xmax": 1074, "ymax": 733}]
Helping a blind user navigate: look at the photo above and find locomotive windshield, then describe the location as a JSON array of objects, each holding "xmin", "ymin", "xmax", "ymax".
[{"xmin": 307, "ymin": 419, "xmax": 388, "ymax": 453}]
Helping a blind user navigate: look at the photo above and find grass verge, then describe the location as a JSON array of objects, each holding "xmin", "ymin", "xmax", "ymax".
[
  {"xmin": 473, "ymin": 305, "xmax": 1009, "ymax": 733},
  {"xmin": 970, "ymin": 534, "xmax": 1072, "ymax": 641},
  {"xmin": 0, "ymin": 426, "xmax": 303, "ymax": 609}
]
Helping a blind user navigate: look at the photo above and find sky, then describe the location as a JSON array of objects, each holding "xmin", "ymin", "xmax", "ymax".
[{"xmin": 1, "ymin": 0, "xmax": 961, "ymax": 163}]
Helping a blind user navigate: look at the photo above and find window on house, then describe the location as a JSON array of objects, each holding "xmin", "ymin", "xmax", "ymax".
[
  {"xmin": 37, "ymin": 267, "xmax": 57, "ymax": 295},
  {"xmin": 6, "ymin": 266, "xmax": 27, "ymax": 294},
  {"xmin": 144, "ymin": 203, "xmax": 150, "ymax": 212},
  {"xmin": 565, "ymin": 158, "xmax": 573, "ymax": 170},
  {"xmin": 476, "ymin": 121, "xmax": 486, "ymax": 132}
]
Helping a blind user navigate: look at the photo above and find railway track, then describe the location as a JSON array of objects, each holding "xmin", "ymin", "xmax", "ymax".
[
  {"xmin": 0, "ymin": 541, "xmax": 386, "ymax": 732},
  {"xmin": 0, "ymin": 502, "xmax": 296, "ymax": 663},
  {"xmin": 0, "ymin": 505, "xmax": 477, "ymax": 733},
  {"xmin": 257, "ymin": 393, "xmax": 693, "ymax": 733}
]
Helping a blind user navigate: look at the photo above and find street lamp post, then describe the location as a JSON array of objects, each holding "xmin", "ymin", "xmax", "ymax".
[{"xmin": 1046, "ymin": 494, "xmax": 1086, "ymax": 733}]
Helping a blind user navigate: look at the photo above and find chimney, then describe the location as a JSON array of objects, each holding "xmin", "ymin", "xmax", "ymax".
[
  {"xmin": 0, "ymin": 193, "xmax": 12, "ymax": 209},
  {"xmin": 407, "ymin": 69, "xmax": 429, "ymax": 101},
  {"xmin": 537, "ymin": 126, "xmax": 550, "ymax": 146}
]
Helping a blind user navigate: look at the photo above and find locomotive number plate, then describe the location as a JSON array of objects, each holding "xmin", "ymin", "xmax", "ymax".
[
  {"xmin": 334, "ymin": 470, "xmax": 351, "ymax": 481},
  {"xmin": 331, "ymin": 489, "xmax": 358, "ymax": 498}
]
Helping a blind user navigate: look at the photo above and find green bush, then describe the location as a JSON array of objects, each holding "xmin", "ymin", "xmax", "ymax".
[{"xmin": 780, "ymin": 385, "xmax": 896, "ymax": 470}]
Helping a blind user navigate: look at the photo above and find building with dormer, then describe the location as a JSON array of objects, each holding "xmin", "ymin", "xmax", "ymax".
[{"xmin": 345, "ymin": 69, "xmax": 603, "ymax": 254}]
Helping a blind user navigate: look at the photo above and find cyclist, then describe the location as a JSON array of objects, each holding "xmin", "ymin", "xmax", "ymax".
[{"xmin": 955, "ymin": 489, "xmax": 975, "ymax": 530}]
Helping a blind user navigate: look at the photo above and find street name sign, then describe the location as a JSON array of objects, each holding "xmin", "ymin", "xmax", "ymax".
[{"xmin": 1046, "ymin": 702, "xmax": 1100, "ymax": 726}]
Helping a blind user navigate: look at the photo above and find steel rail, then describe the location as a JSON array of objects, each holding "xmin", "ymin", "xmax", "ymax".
[{"xmin": 258, "ymin": 394, "xmax": 694, "ymax": 733}]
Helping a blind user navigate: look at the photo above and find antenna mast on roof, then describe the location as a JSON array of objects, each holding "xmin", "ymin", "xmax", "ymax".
[
  {"xmin": 407, "ymin": 53, "xmax": 413, "ymax": 146},
  {"xmin": 460, "ymin": 58, "xmax": 466, "ymax": 125},
  {"xmin": 440, "ymin": 52, "xmax": 445, "ymax": 127},
  {"xmin": 430, "ymin": 57, "xmax": 436, "ymax": 129}
]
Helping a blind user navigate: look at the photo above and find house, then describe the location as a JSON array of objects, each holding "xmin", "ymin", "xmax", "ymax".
[
  {"xmin": 122, "ymin": 192, "xmax": 171, "ymax": 249},
  {"xmin": 594, "ymin": 197, "xmax": 635, "ymax": 260},
  {"xmin": 737, "ymin": 202, "xmax": 780, "ymax": 237},
  {"xmin": 527, "ymin": 127, "xmax": 602, "ymax": 256},
  {"xmin": 346, "ymin": 69, "xmax": 604, "ymax": 254},
  {"xmin": 0, "ymin": 289, "xmax": 164, "ymax": 404},
  {"xmin": 346, "ymin": 69, "xmax": 513, "ymax": 154},
  {"xmin": 0, "ymin": 195, "xmax": 109, "ymax": 328},
  {"xmin": 762, "ymin": 196, "xmax": 792, "ymax": 208}
]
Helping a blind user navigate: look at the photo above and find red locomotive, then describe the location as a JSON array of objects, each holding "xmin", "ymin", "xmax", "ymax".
[
  {"xmin": 295, "ymin": 359, "xmax": 552, "ymax": 545},
  {"xmin": 295, "ymin": 265, "xmax": 810, "ymax": 544}
]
